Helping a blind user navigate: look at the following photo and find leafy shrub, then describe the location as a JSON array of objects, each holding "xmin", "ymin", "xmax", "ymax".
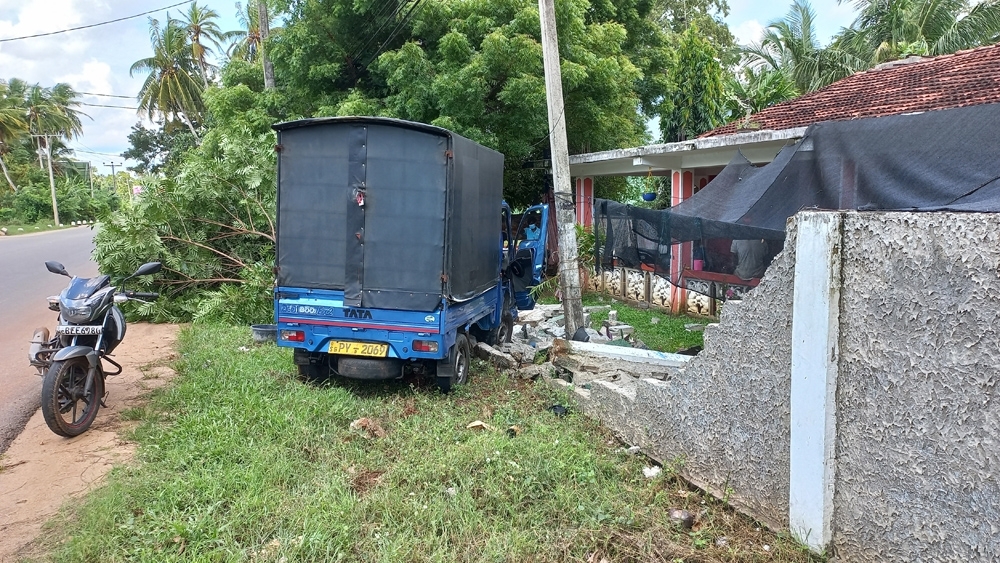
[{"xmin": 94, "ymin": 126, "xmax": 276, "ymax": 323}]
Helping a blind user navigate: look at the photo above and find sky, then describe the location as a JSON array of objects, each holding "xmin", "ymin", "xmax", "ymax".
[{"xmin": 0, "ymin": 0, "xmax": 856, "ymax": 174}]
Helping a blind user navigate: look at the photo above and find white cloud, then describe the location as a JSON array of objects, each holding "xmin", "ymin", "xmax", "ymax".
[
  {"xmin": 0, "ymin": 0, "xmax": 242, "ymax": 173},
  {"xmin": 731, "ymin": 19, "xmax": 766, "ymax": 46}
]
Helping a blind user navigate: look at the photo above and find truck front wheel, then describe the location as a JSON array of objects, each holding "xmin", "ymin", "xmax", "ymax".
[{"xmin": 437, "ymin": 333, "xmax": 471, "ymax": 393}]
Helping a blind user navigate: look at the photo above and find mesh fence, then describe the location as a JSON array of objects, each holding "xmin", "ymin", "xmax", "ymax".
[{"xmin": 593, "ymin": 102, "xmax": 1000, "ymax": 299}]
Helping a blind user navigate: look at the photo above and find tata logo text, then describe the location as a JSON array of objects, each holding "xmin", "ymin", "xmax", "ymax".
[{"xmin": 343, "ymin": 308, "xmax": 373, "ymax": 319}]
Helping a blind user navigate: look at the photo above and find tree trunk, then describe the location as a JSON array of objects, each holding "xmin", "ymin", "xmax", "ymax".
[
  {"xmin": 258, "ymin": 1, "xmax": 276, "ymax": 90},
  {"xmin": 199, "ymin": 59, "xmax": 210, "ymax": 88},
  {"xmin": 181, "ymin": 113, "xmax": 201, "ymax": 142},
  {"xmin": 0, "ymin": 154, "xmax": 16, "ymax": 192}
]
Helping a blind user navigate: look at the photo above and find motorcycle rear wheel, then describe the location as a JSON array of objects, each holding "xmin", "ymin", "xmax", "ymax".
[{"xmin": 41, "ymin": 358, "xmax": 104, "ymax": 437}]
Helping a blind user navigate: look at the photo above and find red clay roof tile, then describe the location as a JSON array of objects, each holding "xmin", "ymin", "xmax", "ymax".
[{"xmin": 702, "ymin": 44, "xmax": 1000, "ymax": 137}]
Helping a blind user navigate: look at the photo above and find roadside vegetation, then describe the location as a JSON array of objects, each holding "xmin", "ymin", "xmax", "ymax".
[
  {"xmin": 40, "ymin": 325, "xmax": 816, "ymax": 562},
  {"xmin": 538, "ymin": 292, "xmax": 711, "ymax": 353},
  {"xmin": 583, "ymin": 294, "xmax": 710, "ymax": 353}
]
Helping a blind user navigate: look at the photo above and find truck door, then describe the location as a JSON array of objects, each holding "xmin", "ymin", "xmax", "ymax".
[
  {"xmin": 511, "ymin": 204, "xmax": 549, "ymax": 309},
  {"xmin": 344, "ymin": 124, "xmax": 449, "ymax": 311}
]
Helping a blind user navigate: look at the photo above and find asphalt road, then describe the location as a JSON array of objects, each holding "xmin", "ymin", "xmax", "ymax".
[{"xmin": 0, "ymin": 227, "xmax": 98, "ymax": 453}]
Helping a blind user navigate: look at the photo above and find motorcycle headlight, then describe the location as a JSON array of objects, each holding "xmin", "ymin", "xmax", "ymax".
[{"xmin": 60, "ymin": 304, "xmax": 93, "ymax": 323}]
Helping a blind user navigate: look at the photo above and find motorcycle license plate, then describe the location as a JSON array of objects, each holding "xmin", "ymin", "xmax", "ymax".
[
  {"xmin": 327, "ymin": 340, "xmax": 388, "ymax": 357},
  {"xmin": 56, "ymin": 325, "xmax": 102, "ymax": 336}
]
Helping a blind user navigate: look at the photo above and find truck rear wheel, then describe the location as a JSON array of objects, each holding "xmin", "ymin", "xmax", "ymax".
[{"xmin": 437, "ymin": 333, "xmax": 471, "ymax": 393}]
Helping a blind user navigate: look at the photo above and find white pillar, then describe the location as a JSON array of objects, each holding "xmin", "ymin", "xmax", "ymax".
[{"xmin": 789, "ymin": 211, "xmax": 842, "ymax": 552}]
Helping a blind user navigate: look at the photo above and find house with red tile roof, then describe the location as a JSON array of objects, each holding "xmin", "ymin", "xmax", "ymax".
[{"xmin": 567, "ymin": 43, "xmax": 1000, "ymax": 311}]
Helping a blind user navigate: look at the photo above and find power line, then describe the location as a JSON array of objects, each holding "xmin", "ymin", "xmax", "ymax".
[
  {"xmin": 79, "ymin": 91, "xmax": 135, "ymax": 99},
  {"xmin": 364, "ymin": 0, "xmax": 427, "ymax": 67},
  {"xmin": 350, "ymin": 0, "xmax": 410, "ymax": 63},
  {"xmin": 0, "ymin": 0, "xmax": 189, "ymax": 43},
  {"xmin": 80, "ymin": 102, "xmax": 139, "ymax": 110},
  {"xmin": 72, "ymin": 148, "xmax": 124, "ymax": 157}
]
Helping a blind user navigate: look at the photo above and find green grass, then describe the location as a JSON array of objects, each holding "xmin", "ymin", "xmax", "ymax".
[
  {"xmin": 540, "ymin": 293, "xmax": 711, "ymax": 354},
  {"xmin": 38, "ymin": 325, "xmax": 818, "ymax": 562},
  {"xmin": 0, "ymin": 221, "xmax": 83, "ymax": 235}
]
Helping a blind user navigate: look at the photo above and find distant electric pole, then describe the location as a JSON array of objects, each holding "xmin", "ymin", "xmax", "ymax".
[
  {"xmin": 103, "ymin": 162, "xmax": 121, "ymax": 194},
  {"xmin": 32, "ymin": 134, "xmax": 59, "ymax": 225},
  {"xmin": 538, "ymin": 0, "xmax": 585, "ymax": 337}
]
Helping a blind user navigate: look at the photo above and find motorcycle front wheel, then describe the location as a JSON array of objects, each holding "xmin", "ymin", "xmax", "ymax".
[{"xmin": 41, "ymin": 358, "xmax": 104, "ymax": 437}]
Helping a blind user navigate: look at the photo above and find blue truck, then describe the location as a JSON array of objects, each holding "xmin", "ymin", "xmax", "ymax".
[{"xmin": 272, "ymin": 117, "xmax": 548, "ymax": 391}]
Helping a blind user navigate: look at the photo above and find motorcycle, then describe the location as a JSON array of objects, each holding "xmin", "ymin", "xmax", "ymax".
[{"xmin": 28, "ymin": 260, "xmax": 161, "ymax": 437}]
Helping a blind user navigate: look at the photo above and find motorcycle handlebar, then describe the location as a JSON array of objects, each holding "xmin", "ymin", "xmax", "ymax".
[{"xmin": 125, "ymin": 291, "xmax": 160, "ymax": 301}]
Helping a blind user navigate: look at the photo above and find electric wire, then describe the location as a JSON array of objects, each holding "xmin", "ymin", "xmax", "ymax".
[
  {"xmin": 363, "ymin": 0, "xmax": 427, "ymax": 66},
  {"xmin": 71, "ymin": 147, "xmax": 124, "ymax": 157},
  {"xmin": 0, "ymin": 0, "xmax": 189, "ymax": 43},
  {"xmin": 80, "ymin": 102, "xmax": 140, "ymax": 110},
  {"xmin": 78, "ymin": 92, "xmax": 135, "ymax": 99},
  {"xmin": 349, "ymin": 0, "xmax": 401, "ymax": 58},
  {"xmin": 349, "ymin": 0, "xmax": 409, "ymax": 64}
]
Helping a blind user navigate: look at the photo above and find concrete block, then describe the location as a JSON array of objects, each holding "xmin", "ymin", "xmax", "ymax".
[{"xmin": 473, "ymin": 342, "xmax": 516, "ymax": 369}]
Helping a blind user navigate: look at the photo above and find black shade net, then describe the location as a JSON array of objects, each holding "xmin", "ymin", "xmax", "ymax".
[{"xmin": 594, "ymin": 102, "xmax": 1000, "ymax": 297}]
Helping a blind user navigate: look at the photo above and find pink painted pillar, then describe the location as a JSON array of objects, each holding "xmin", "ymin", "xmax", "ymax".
[
  {"xmin": 575, "ymin": 177, "xmax": 594, "ymax": 228},
  {"xmin": 670, "ymin": 170, "xmax": 694, "ymax": 314}
]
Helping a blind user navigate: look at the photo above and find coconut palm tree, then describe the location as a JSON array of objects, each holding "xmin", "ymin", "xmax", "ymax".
[
  {"xmin": 179, "ymin": 2, "xmax": 235, "ymax": 86},
  {"xmin": 227, "ymin": 1, "xmax": 263, "ymax": 62},
  {"xmin": 20, "ymin": 81, "xmax": 86, "ymax": 170},
  {"xmin": 744, "ymin": 0, "xmax": 865, "ymax": 92},
  {"xmin": 836, "ymin": 0, "xmax": 1000, "ymax": 64},
  {"xmin": 0, "ymin": 79, "xmax": 27, "ymax": 191},
  {"xmin": 725, "ymin": 66, "xmax": 799, "ymax": 122},
  {"xmin": 131, "ymin": 17, "xmax": 205, "ymax": 140}
]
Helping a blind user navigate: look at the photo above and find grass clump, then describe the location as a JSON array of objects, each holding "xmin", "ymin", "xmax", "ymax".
[
  {"xmin": 540, "ymin": 292, "xmax": 711, "ymax": 353},
  {"xmin": 41, "ymin": 324, "xmax": 817, "ymax": 562}
]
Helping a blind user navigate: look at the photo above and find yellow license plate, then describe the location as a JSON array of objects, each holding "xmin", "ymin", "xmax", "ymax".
[{"xmin": 327, "ymin": 340, "xmax": 388, "ymax": 357}]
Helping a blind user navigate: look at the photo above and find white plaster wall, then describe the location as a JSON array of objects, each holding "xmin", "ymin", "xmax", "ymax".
[{"xmin": 833, "ymin": 212, "xmax": 1000, "ymax": 561}]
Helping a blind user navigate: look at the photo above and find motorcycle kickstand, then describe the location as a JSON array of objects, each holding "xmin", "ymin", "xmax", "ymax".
[{"xmin": 100, "ymin": 391, "xmax": 110, "ymax": 409}]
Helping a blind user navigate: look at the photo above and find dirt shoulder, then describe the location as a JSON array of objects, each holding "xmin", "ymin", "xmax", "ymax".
[{"xmin": 0, "ymin": 323, "xmax": 180, "ymax": 562}]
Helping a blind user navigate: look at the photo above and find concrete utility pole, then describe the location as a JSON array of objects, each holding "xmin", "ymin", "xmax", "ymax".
[
  {"xmin": 33, "ymin": 135, "xmax": 59, "ymax": 225},
  {"xmin": 538, "ymin": 0, "xmax": 586, "ymax": 338},
  {"xmin": 258, "ymin": 0, "xmax": 276, "ymax": 90},
  {"xmin": 103, "ymin": 162, "xmax": 121, "ymax": 195}
]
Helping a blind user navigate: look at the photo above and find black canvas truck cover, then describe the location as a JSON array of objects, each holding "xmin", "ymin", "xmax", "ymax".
[{"xmin": 273, "ymin": 117, "xmax": 504, "ymax": 312}]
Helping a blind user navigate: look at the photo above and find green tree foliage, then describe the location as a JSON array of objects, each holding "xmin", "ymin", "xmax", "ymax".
[
  {"xmin": 179, "ymin": 2, "xmax": 234, "ymax": 86},
  {"xmin": 724, "ymin": 65, "xmax": 798, "ymax": 122},
  {"xmin": 660, "ymin": 25, "xmax": 725, "ymax": 142},
  {"xmin": 94, "ymin": 84, "xmax": 281, "ymax": 324},
  {"xmin": 0, "ymin": 79, "xmax": 28, "ymax": 191},
  {"xmin": 120, "ymin": 124, "xmax": 197, "ymax": 175},
  {"xmin": 271, "ymin": 0, "xmax": 664, "ymax": 205},
  {"xmin": 836, "ymin": 0, "xmax": 1000, "ymax": 64},
  {"xmin": 742, "ymin": 0, "xmax": 863, "ymax": 93},
  {"xmin": 652, "ymin": 0, "xmax": 736, "ymax": 62}
]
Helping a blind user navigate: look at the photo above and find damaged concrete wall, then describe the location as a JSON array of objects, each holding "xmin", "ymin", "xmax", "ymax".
[
  {"xmin": 833, "ymin": 213, "xmax": 1000, "ymax": 561},
  {"xmin": 569, "ymin": 211, "xmax": 1000, "ymax": 558},
  {"xmin": 628, "ymin": 224, "xmax": 799, "ymax": 530}
]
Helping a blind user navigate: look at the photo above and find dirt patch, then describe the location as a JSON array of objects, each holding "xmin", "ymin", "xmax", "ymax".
[{"xmin": 0, "ymin": 323, "xmax": 180, "ymax": 561}]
